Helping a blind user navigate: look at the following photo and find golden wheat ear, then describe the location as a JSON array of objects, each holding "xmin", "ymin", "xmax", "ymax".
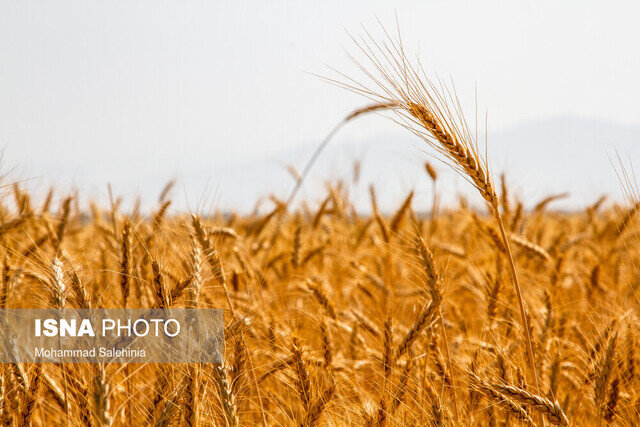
[{"xmin": 331, "ymin": 26, "xmax": 540, "ymax": 398}]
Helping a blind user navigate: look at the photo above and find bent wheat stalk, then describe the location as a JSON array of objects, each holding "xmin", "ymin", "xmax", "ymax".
[
  {"xmin": 326, "ymin": 29, "xmax": 540, "ymax": 394},
  {"xmin": 284, "ymin": 102, "xmax": 396, "ymax": 209}
]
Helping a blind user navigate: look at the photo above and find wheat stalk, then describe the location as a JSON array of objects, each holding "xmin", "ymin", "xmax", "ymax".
[{"xmin": 331, "ymin": 28, "xmax": 541, "ymax": 398}]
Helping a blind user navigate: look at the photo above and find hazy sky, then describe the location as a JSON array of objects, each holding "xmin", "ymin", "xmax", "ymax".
[{"xmin": 1, "ymin": 1, "xmax": 639, "ymax": 210}]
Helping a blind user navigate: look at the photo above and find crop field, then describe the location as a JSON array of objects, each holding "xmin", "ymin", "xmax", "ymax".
[
  {"xmin": 0, "ymin": 174, "xmax": 637, "ymax": 426},
  {"xmin": 1, "ymin": 34, "xmax": 638, "ymax": 427}
]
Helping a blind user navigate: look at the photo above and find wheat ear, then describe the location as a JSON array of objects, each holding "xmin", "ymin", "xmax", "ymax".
[
  {"xmin": 328, "ymin": 30, "xmax": 541, "ymax": 397},
  {"xmin": 212, "ymin": 364, "xmax": 239, "ymax": 427},
  {"xmin": 490, "ymin": 382, "xmax": 569, "ymax": 425},
  {"xmin": 302, "ymin": 382, "xmax": 336, "ymax": 427}
]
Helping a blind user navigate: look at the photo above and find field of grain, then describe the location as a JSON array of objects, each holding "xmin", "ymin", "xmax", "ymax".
[
  {"xmin": 0, "ymin": 172, "xmax": 637, "ymax": 426},
  {"xmin": 2, "ymin": 34, "xmax": 639, "ymax": 427}
]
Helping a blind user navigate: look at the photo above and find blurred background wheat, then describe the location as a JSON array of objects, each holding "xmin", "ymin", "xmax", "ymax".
[{"xmin": 0, "ymin": 168, "xmax": 638, "ymax": 425}]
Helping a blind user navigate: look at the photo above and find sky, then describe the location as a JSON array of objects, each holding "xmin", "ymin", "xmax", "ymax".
[{"xmin": 1, "ymin": 1, "xmax": 639, "ymax": 212}]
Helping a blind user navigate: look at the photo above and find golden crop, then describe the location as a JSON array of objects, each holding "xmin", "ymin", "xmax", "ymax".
[
  {"xmin": 2, "ymin": 29, "xmax": 636, "ymax": 427},
  {"xmin": 0, "ymin": 176, "xmax": 636, "ymax": 426}
]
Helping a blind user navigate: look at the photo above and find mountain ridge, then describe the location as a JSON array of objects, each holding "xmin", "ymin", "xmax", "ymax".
[{"xmin": 5, "ymin": 115, "xmax": 639, "ymax": 213}]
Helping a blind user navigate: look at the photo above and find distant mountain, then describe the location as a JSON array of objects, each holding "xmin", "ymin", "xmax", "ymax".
[
  {"xmin": 173, "ymin": 115, "xmax": 640, "ymax": 213},
  {"xmin": 488, "ymin": 115, "xmax": 640, "ymax": 207},
  {"xmin": 5, "ymin": 116, "xmax": 640, "ymax": 213}
]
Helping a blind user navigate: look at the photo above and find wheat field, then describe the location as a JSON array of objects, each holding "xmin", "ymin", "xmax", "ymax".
[
  {"xmin": 2, "ymin": 34, "xmax": 639, "ymax": 427},
  {"xmin": 0, "ymin": 169, "xmax": 637, "ymax": 426}
]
